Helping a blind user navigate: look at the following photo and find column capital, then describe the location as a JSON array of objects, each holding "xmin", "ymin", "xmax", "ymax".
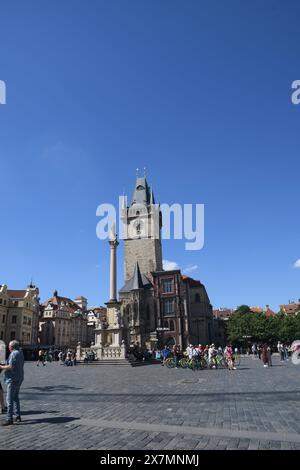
[{"xmin": 109, "ymin": 239, "xmax": 119, "ymax": 248}]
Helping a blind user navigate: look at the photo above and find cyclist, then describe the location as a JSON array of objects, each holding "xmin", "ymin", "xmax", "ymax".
[
  {"xmin": 208, "ymin": 344, "xmax": 217, "ymax": 368},
  {"xmin": 162, "ymin": 345, "xmax": 171, "ymax": 366},
  {"xmin": 225, "ymin": 343, "xmax": 236, "ymax": 370},
  {"xmin": 186, "ymin": 344, "xmax": 194, "ymax": 360}
]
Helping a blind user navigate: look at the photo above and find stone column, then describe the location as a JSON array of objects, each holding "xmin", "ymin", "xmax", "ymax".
[
  {"xmin": 76, "ymin": 342, "xmax": 82, "ymax": 361},
  {"xmin": 109, "ymin": 226, "xmax": 119, "ymax": 302}
]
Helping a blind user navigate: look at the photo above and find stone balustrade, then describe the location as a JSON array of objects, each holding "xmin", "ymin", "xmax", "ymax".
[{"xmin": 76, "ymin": 341, "xmax": 126, "ymax": 360}]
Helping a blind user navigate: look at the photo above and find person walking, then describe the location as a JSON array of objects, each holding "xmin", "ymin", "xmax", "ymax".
[
  {"xmin": 0, "ymin": 371, "xmax": 7, "ymax": 414},
  {"xmin": 172, "ymin": 344, "xmax": 180, "ymax": 368},
  {"xmin": 257, "ymin": 344, "xmax": 261, "ymax": 360},
  {"xmin": 261, "ymin": 344, "xmax": 268, "ymax": 367},
  {"xmin": 267, "ymin": 345, "xmax": 272, "ymax": 366},
  {"xmin": 0, "ymin": 340, "xmax": 24, "ymax": 426},
  {"xmin": 278, "ymin": 342, "xmax": 285, "ymax": 361},
  {"xmin": 225, "ymin": 344, "xmax": 236, "ymax": 370},
  {"xmin": 161, "ymin": 345, "xmax": 170, "ymax": 366},
  {"xmin": 37, "ymin": 349, "xmax": 45, "ymax": 366}
]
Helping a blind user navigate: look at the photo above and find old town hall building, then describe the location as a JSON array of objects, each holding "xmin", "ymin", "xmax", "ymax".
[{"xmin": 119, "ymin": 176, "xmax": 214, "ymax": 350}]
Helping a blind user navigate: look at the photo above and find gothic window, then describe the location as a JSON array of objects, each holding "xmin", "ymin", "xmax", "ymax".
[
  {"xmin": 162, "ymin": 278, "xmax": 174, "ymax": 293},
  {"xmin": 163, "ymin": 299, "xmax": 174, "ymax": 315},
  {"xmin": 134, "ymin": 301, "xmax": 138, "ymax": 321},
  {"xmin": 169, "ymin": 320, "xmax": 175, "ymax": 331},
  {"xmin": 163, "ymin": 320, "xmax": 169, "ymax": 329}
]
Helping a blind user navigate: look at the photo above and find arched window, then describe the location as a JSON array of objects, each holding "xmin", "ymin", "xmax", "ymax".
[
  {"xmin": 169, "ymin": 320, "xmax": 175, "ymax": 331},
  {"xmin": 163, "ymin": 320, "xmax": 169, "ymax": 329}
]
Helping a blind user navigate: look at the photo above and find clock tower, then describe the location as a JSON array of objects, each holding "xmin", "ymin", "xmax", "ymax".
[{"xmin": 122, "ymin": 176, "xmax": 163, "ymax": 281}]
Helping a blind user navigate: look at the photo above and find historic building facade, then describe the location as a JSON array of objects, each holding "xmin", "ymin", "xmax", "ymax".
[
  {"xmin": 39, "ymin": 291, "xmax": 90, "ymax": 349},
  {"xmin": 119, "ymin": 176, "xmax": 214, "ymax": 350},
  {"xmin": 0, "ymin": 284, "xmax": 40, "ymax": 345}
]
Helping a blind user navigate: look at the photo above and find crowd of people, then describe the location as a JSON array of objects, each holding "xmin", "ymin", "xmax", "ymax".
[
  {"xmin": 155, "ymin": 343, "xmax": 239, "ymax": 370},
  {"xmin": 36, "ymin": 349, "xmax": 77, "ymax": 367},
  {"xmin": 249, "ymin": 341, "xmax": 293, "ymax": 367}
]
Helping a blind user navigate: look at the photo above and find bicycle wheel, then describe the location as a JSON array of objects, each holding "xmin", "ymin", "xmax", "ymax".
[
  {"xmin": 165, "ymin": 358, "xmax": 175, "ymax": 368},
  {"xmin": 215, "ymin": 357, "xmax": 224, "ymax": 369},
  {"xmin": 200, "ymin": 357, "xmax": 208, "ymax": 369},
  {"xmin": 179, "ymin": 358, "xmax": 189, "ymax": 369}
]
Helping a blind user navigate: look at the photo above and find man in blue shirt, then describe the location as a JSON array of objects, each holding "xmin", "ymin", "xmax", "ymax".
[{"xmin": 0, "ymin": 340, "xmax": 24, "ymax": 426}]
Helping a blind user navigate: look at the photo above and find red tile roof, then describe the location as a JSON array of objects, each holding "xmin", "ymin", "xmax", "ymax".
[
  {"xmin": 42, "ymin": 295, "xmax": 83, "ymax": 312},
  {"xmin": 280, "ymin": 303, "xmax": 300, "ymax": 314},
  {"xmin": 7, "ymin": 290, "xmax": 26, "ymax": 298},
  {"xmin": 250, "ymin": 306, "xmax": 275, "ymax": 317},
  {"xmin": 181, "ymin": 275, "xmax": 201, "ymax": 287}
]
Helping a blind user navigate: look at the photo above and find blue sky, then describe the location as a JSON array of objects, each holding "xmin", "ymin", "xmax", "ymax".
[{"xmin": 0, "ymin": 0, "xmax": 299, "ymax": 311}]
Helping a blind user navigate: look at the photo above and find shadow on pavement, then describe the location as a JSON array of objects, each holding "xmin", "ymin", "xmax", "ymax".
[
  {"xmin": 21, "ymin": 410, "xmax": 58, "ymax": 415},
  {"xmin": 22, "ymin": 416, "xmax": 80, "ymax": 425},
  {"xmin": 28, "ymin": 385, "xmax": 83, "ymax": 392}
]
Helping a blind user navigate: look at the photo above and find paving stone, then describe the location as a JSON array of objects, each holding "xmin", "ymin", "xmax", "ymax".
[{"xmin": 1, "ymin": 357, "xmax": 300, "ymax": 450}]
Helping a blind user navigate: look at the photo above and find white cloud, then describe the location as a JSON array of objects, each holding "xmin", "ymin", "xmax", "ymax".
[
  {"xmin": 163, "ymin": 259, "xmax": 179, "ymax": 271},
  {"xmin": 293, "ymin": 259, "xmax": 300, "ymax": 268},
  {"xmin": 183, "ymin": 264, "xmax": 198, "ymax": 273}
]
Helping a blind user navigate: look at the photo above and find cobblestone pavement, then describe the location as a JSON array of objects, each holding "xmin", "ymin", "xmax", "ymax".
[{"xmin": 1, "ymin": 355, "xmax": 300, "ymax": 450}]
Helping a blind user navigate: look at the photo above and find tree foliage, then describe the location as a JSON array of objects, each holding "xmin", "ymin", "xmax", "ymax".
[{"xmin": 226, "ymin": 311, "xmax": 300, "ymax": 345}]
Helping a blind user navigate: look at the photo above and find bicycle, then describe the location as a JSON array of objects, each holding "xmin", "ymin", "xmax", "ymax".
[
  {"xmin": 165, "ymin": 356, "xmax": 183, "ymax": 368},
  {"xmin": 214, "ymin": 355, "xmax": 228, "ymax": 369}
]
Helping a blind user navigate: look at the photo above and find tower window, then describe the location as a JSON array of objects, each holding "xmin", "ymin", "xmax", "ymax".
[{"xmin": 195, "ymin": 293, "xmax": 201, "ymax": 303}]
